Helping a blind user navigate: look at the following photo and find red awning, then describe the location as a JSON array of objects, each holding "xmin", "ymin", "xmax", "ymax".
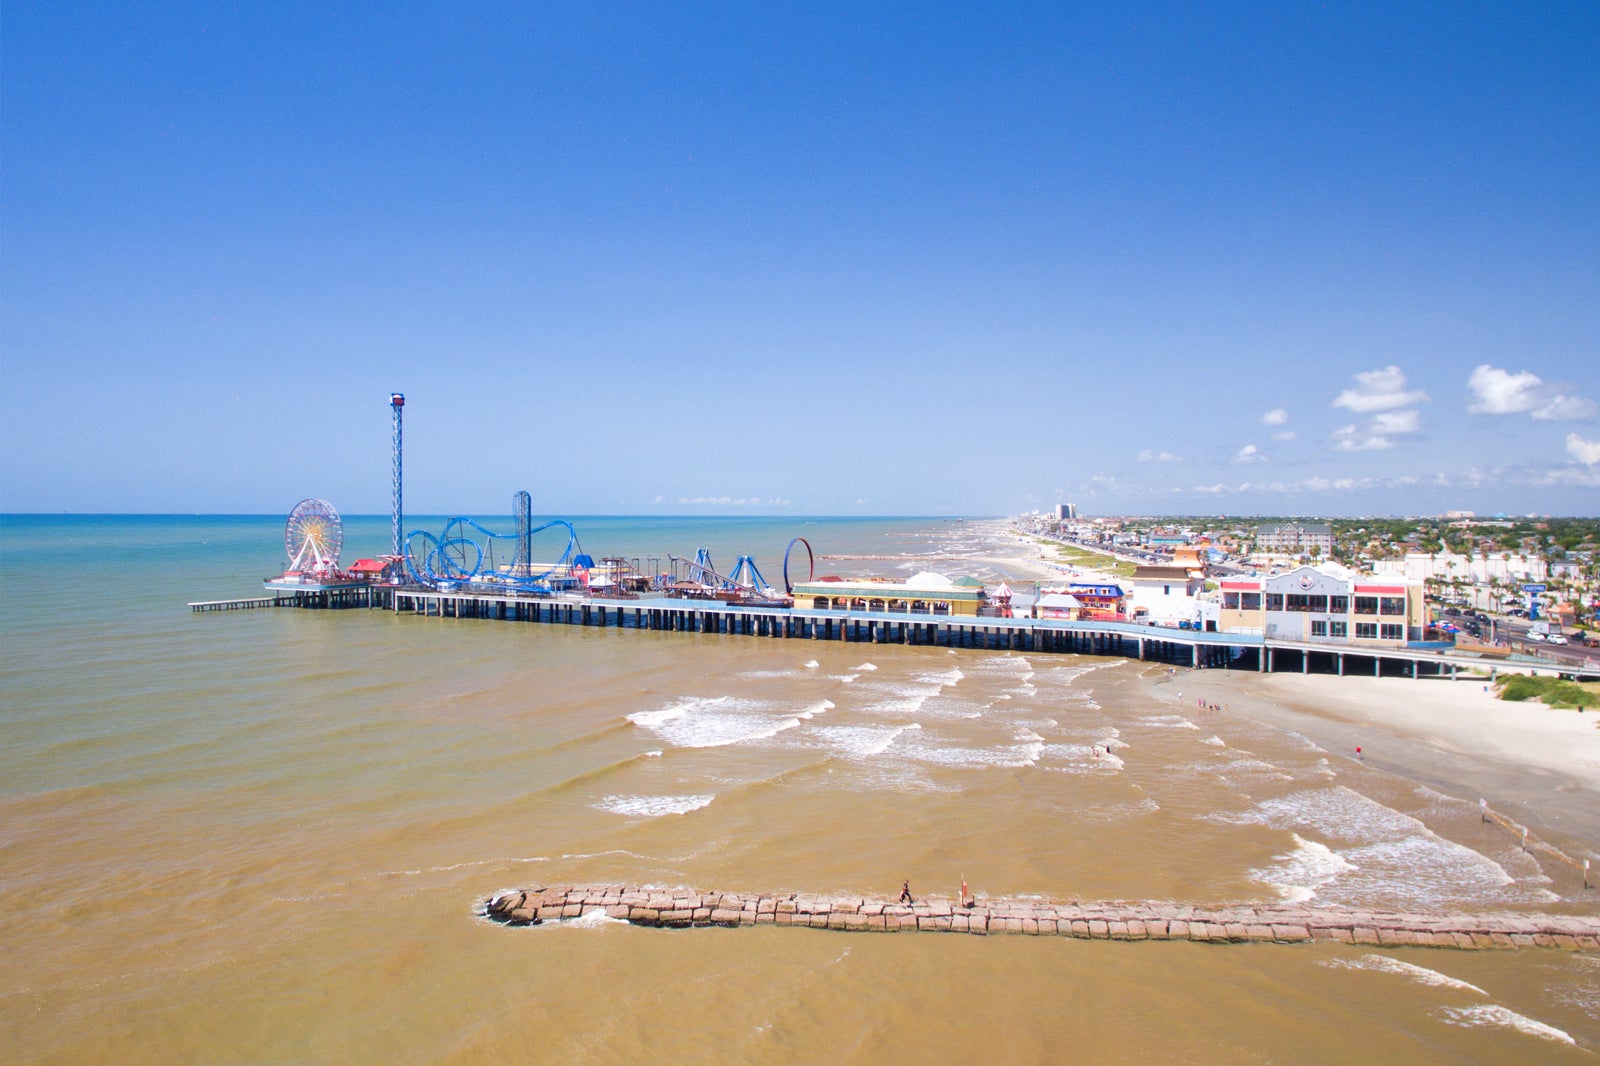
[{"xmin": 348, "ymin": 559, "xmax": 388, "ymax": 573}]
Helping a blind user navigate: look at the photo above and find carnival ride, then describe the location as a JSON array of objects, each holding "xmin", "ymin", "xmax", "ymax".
[
  {"xmin": 404, "ymin": 491, "xmax": 591, "ymax": 593},
  {"xmin": 284, "ymin": 498, "xmax": 344, "ymax": 577},
  {"xmin": 265, "ymin": 498, "xmax": 362, "ymax": 589},
  {"xmin": 782, "ymin": 537, "xmax": 813, "ymax": 594},
  {"xmin": 666, "ymin": 545, "xmax": 804, "ymax": 604}
]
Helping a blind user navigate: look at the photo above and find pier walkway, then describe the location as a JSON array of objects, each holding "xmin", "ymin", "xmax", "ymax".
[
  {"xmin": 191, "ymin": 585, "xmax": 1600, "ymax": 681},
  {"xmin": 383, "ymin": 588, "xmax": 1600, "ymax": 680},
  {"xmin": 483, "ymin": 884, "xmax": 1600, "ymax": 951}
]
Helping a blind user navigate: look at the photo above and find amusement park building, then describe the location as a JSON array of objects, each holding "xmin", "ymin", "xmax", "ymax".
[
  {"xmin": 1218, "ymin": 564, "xmax": 1428, "ymax": 646},
  {"xmin": 791, "ymin": 573, "xmax": 986, "ymax": 616}
]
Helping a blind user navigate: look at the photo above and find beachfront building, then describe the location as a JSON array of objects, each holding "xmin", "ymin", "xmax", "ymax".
[
  {"xmin": 1033, "ymin": 581, "xmax": 1126, "ymax": 621},
  {"xmin": 1252, "ymin": 522, "xmax": 1334, "ymax": 555},
  {"xmin": 1125, "ymin": 545, "xmax": 1218, "ymax": 628},
  {"xmin": 1126, "ymin": 564, "xmax": 1208, "ymax": 627},
  {"xmin": 1218, "ymin": 564, "xmax": 1428, "ymax": 646},
  {"xmin": 1034, "ymin": 592, "xmax": 1085, "ymax": 619},
  {"xmin": 790, "ymin": 572, "xmax": 986, "ymax": 616},
  {"xmin": 1380, "ymin": 551, "xmax": 1548, "ymax": 585}
]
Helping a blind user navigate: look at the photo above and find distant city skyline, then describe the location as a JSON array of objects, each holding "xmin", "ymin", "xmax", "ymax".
[{"xmin": 2, "ymin": 5, "xmax": 1596, "ymax": 517}]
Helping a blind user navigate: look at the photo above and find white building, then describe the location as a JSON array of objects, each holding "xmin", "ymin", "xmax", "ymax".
[
  {"xmin": 1379, "ymin": 551, "xmax": 1547, "ymax": 584},
  {"xmin": 1126, "ymin": 562, "xmax": 1217, "ymax": 629}
]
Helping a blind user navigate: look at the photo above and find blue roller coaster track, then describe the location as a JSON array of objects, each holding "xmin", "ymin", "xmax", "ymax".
[{"xmin": 405, "ymin": 515, "xmax": 589, "ymax": 593}]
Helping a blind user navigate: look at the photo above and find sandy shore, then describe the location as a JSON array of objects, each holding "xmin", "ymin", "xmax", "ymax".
[
  {"xmin": 907, "ymin": 521, "xmax": 1600, "ymax": 856},
  {"xmin": 1177, "ymin": 668, "xmax": 1600, "ymax": 857},
  {"xmin": 967, "ymin": 522, "xmax": 1127, "ymax": 585},
  {"xmin": 830, "ymin": 520, "xmax": 1120, "ymax": 586}
]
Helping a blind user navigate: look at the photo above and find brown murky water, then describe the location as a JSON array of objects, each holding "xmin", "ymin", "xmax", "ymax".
[{"xmin": 5, "ymin": 601, "xmax": 1598, "ymax": 1063}]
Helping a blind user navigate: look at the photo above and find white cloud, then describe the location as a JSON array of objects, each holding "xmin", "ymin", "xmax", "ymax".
[
  {"xmin": 1260, "ymin": 408, "xmax": 1289, "ymax": 426},
  {"xmin": 1538, "ymin": 464, "xmax": 1600, "ymax": 487},
  {"xmin": 1535, "ymin": 394, "xmax": 1597, "ymax": 421},
  {"xmin": 1331, "ymin": 424, "xmax": 1395, "ymax": 451},
  {"xmin": 1271, "ymin": 430, "xmax": 1297, "ymax": 442},
  {"xmin": 1137, "ymin": 449, "xmax": 1182, "ymax": 462},
  {"xmin": 1232, "ymin": 444, "xmax": 1266, "ymax": 464},
  {"xmin": 1467, "ymin": 364, "xmax": 1596, "ymax": 421},
  {"xmin": 1467, "ymin": 365, "xmax": 1541, "ymax": 414},
  {"xmin": 1332, "ymin": 365, "xmax": 1429, "ymax": 413},
  {"xmin": 1370, "ymin": 409, "xmax": 1421, "ymax": 435},
  {"xmin": 1568, "ymin": 433, "xmax": 1600, "ymax": 465},
  {"xmin": 677, "ymin": 496, "xmax": 792, "ymax": 505}
]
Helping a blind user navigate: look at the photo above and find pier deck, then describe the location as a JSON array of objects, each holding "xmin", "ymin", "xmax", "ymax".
[{"xmin": 194, "ymin": 585, "xmax": 1600, "ymax": 681}]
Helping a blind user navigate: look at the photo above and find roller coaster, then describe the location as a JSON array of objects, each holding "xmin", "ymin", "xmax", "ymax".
[
  {"xmin": 665, "ymin": 539, "xmax": 812, "ymax": 604},
  {"xmin": 404, "ymin": 491, "xmax": 592, "ymax": 593}
]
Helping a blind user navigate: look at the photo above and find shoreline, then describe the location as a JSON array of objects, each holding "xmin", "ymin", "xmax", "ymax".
[
  {"xmin": 936, "ymin": 521, "xmax": 1600, "ymax": 867},
  {"xmin": 1172, "ymin": 668, "xmax": 1600, "ymax": 862}
]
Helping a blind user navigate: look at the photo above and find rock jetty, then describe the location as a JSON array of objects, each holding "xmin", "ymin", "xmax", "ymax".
[{"xmin": 483, "ymin": 885, "xmax": 1600, "ymax": 951}]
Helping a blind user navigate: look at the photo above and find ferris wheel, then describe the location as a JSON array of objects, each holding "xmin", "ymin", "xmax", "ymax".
[{"xmin": 285, "ymin": 498, "xmax": 344, "ymax": 575}]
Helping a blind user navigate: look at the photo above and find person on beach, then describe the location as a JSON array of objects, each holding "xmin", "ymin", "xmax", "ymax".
[
  {"xmin": 1355, "ymin": 746, "xmax": 1363, "ymax": 761},
  {"xmin": 900, "ymin": 881, "xmax": 913, "ymax": 904}
]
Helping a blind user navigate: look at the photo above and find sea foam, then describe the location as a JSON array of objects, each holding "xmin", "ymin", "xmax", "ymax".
[
  {"xmin": 1320, "ymin": 954, "xmax": 1486, "ymax": 995},
  {"xmin": 596, "ymin": 794, "xmax": 715, "ymax": 817},
  {"xmin": 1437, "ymin": 1005, "xmax": 1576, "ymax": 1045},
  {"xmin": 628, "ymin": 695, "xmax": 804, "ymax": 749}
]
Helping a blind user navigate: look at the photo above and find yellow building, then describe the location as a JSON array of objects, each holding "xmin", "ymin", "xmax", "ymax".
[{"xmin": 790, "ymin": 572, "xmax": 985, "ymax": 616}]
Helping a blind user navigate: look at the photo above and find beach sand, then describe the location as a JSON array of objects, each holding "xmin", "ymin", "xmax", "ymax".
[
  {"xmin": 1176, "ymin": 668, "xmax": 1600, "ymax": 858},
  {"xmin": 959, "ymin": 522, "xmax": 1600, "ymax": 859}
]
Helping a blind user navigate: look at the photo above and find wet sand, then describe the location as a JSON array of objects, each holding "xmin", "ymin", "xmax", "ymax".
[
  {"xmin": 1179, "ymin": 669, "xmax": 1600, "ymax": 858},
  {"xmin": 962, "ymin": 521, "xmax": 1600, "ymax": 858}
]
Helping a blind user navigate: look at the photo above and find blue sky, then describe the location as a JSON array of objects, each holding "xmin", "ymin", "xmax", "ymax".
[{"xmin": 3, "ymin": 3, "xmax": 1597, "ymax": 517}]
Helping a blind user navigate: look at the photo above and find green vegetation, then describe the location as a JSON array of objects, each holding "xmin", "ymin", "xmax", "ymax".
[
  {"xmin": 1034, "ymin": 539, "xmax": 1137, "ymax": 579},
  {"xmin": 1494, "ymin": 674, "xmax": 1600, "ymax": 709}
]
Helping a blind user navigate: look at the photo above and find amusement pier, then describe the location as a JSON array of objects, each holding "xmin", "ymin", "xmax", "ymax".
[{"xmin": 191, "ymin": 394, "xmax": 1600, "ymax": 684}]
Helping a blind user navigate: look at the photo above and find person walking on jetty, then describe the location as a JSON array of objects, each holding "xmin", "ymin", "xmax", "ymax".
[{"xmin": 899, "ymin": 881, "xmax": 914, "ymax": 905}]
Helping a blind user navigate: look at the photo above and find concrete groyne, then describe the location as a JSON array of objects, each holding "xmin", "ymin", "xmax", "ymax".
[{"xmin": 483, "ymin": 885, "xmax": 1600, "ymax": 951}]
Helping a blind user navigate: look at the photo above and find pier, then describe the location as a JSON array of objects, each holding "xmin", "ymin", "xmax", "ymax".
[
  {"xmin": 483, "ymin": 884, "xmax": 1600, "ymax": 951},
  {"xmin": 190, "ymin": 587, "xmax": 378, "ymax": 611},
  {"xmin": 192, "ymin": 585, "xmax": 1600, "ymax": 681},
  {"xmin": 382, "ymin": 587, "xmax": 1600, "ymax": 680}
]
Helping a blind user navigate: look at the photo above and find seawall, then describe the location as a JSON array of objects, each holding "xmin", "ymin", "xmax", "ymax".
[{"xmin": 483, "ymin": 885, "xmax": 1600, "ymax": 951}]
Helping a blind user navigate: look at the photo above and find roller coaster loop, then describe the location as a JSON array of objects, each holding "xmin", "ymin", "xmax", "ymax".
[
  {"xmin": 782, "ymin": 537, "xmax": 814, "ymax": 594},
  {"xmin": 404, "ymin": 516, "xmax": 584, "ymax": 592}
]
